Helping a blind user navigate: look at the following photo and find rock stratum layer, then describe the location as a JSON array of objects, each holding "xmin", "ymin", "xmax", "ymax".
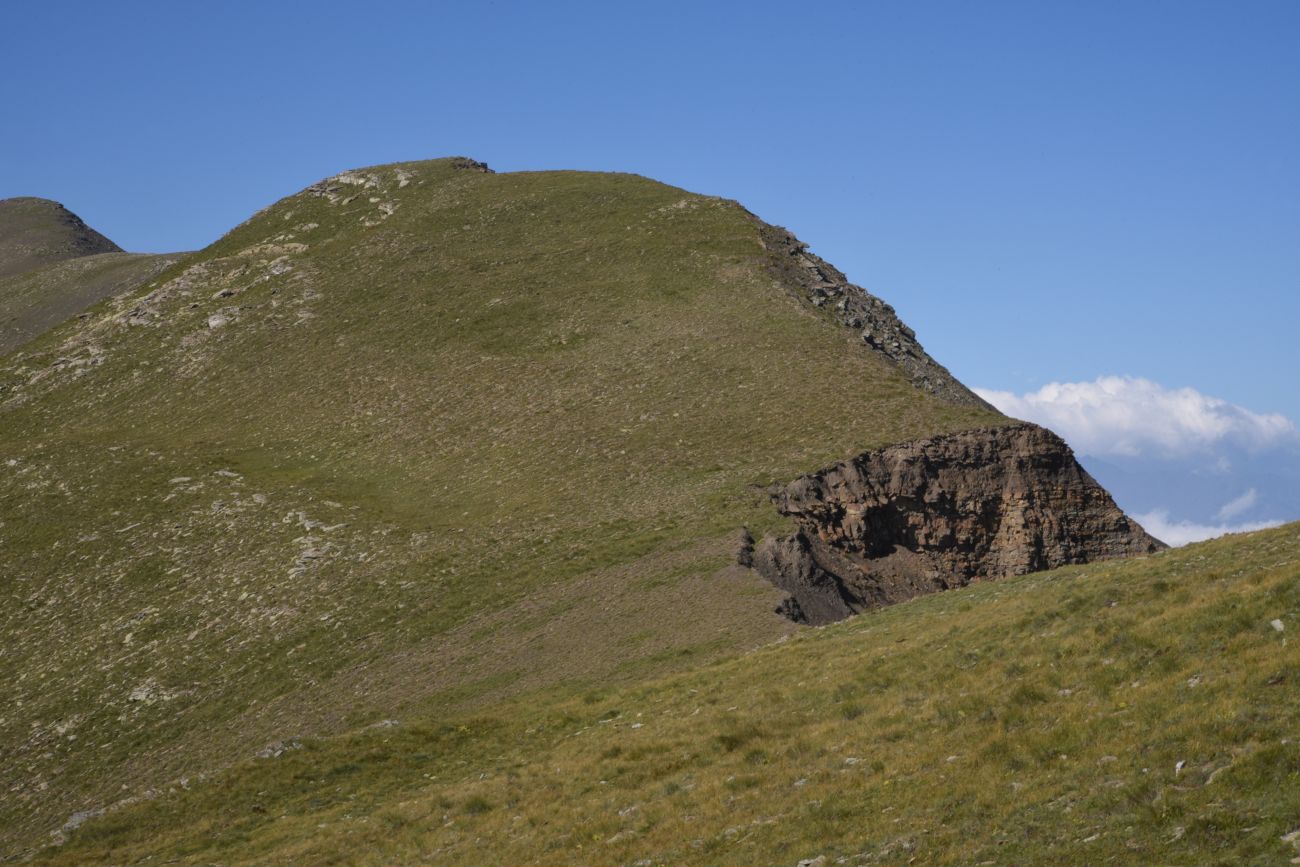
[{"xmin": 752, "ymin": 422, "xmax": 1165, "ymax": 624}]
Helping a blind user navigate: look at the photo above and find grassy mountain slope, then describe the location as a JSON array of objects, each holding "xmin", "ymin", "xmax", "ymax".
[
  {"xmin": 0, "ymin": 252, "xmax": 184, "ymax": 355},
  {"xmin": 0, "ymin": 197, "xmax": 121, "ymax": 279},
  {"xmin": 39, "ymin": 523, "xmax": 1300, "ymax": 865},
  {"xmin": 0, "ymin": 158, "xmax": 1002, "ymax": 853}
]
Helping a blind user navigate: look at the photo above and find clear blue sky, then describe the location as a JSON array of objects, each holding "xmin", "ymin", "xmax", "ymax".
[{"xmin": 3, "ymin": 0, "xmax": 1298, "ymax": 421}]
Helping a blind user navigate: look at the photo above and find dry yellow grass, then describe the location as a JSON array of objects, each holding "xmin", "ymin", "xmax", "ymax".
[{"xmin": 42, "ymin": 523, "xmax": 1300, "ymax": 865}]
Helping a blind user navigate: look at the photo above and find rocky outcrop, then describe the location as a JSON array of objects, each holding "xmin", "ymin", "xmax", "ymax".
[
  {"xmin": 449, "ymin": 157, "xmax": 493, "ymax": 173},
  {"xmin": 752, "ymin": 423, "xmax": 1165, "ymax": 624},
  {"xmin": 755, "ymin": 220, "xmax": 991, "ymax": 409}
]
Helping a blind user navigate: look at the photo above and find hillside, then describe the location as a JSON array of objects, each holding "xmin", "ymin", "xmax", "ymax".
[
  {"xmin": 0, "ymin": 196, "xmax": 178, "ymax": 356},
  {"xmin": 0, "ymin": 157, "xmax": 1157, "ymax": 857},
  {"xmin": 0, "ymin": 197, "xmax": 121, "ymax": 279},
  {"xmin": 0, "ymin": 252, "xmax": 184, "ymax": 355},
  {"xmin": 36, "ymin": 523, "xmax": 1300, "ymax": 865}
]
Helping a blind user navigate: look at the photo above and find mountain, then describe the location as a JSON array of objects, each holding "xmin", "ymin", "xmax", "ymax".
[
  {"xmin": 0, "ymin": 197, "xmax": 121, "ymax": 279},
  {"xmin": 1, "ymin": 158, "xmax": 1161, "ymax": 857}
]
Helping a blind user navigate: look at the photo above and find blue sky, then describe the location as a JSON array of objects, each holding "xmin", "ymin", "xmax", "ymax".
[{"xmin": 3, "ymin": 1, "xmax": 1298, "ymax": 539}]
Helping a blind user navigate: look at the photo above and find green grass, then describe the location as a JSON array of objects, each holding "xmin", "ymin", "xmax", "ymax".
[
  {"xmin": 38, "ymin": 523, "xmax": 1300, "ymax": 865},
  {"xmin": 0, "ymin": 158, "xmax": 1001, "ymax": 854}
]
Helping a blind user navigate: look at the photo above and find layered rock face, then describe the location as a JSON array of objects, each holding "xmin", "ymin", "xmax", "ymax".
[{"xmin": 752, "ymin": 423, "xmax": 1165, "ymax": 624}]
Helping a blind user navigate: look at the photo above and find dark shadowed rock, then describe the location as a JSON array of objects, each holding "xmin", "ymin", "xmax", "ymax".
[
  {"xmin": 753, "ymin": 532, "xmax": 858, "ymax": 625},
  {"xmin": 752, "ymin": 422, "xmax": 1165, "ymax": 623},
  {"xmin": 734, "ymin": 527, "xmax": 756, "ymax": 567},
  {"xmin": 450, "ymin": 157, "xmax": 493, "ymax": 173}
]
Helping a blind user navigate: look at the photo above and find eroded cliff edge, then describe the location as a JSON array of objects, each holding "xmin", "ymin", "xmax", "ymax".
[{"xmin": 749, "ymin": 422, "xmax": 1165, "ymax": 624}]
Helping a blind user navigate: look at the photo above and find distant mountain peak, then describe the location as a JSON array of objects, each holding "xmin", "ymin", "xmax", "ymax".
[{"xmin": 0, "ymin": 196, "xmax": 121, "ymax": 279}]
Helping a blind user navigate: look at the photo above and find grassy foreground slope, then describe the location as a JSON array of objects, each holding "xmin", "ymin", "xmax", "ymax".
[
  {"xmin": 0, "ymin": 252, "xmax": 184, "ymax": 355},
  {"xmin": 44, "ymin": 524, "xmax": 1300, "ymax": 865},
  {"xmin": 0, "ymin": 159, "xmax": 1000, "ymax": 852}
]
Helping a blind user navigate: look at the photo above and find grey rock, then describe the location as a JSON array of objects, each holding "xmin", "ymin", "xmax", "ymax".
[
  {"xmin": 752, "ymin": 532, "xmax": 857, "ymax": 625},
  {"xmin": 255, "ymin": 737, "xmax": 302, "ymax": 759},
  {"xmin": 60, "ymin": 807, "xmax": 105, "ymax": 833}
]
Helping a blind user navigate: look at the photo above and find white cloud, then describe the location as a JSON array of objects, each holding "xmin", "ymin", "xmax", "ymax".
[
  {"xmin": 1134, "ymin": 509, "xmax": 1282, "ymax": 547},
  {"xmin": 1216, "ymin": 488, "xmax": 1258, "ymax": 521},
  {"xmin": 974, "ymin": 376, "xmax": 1296, "ymax": 458}
]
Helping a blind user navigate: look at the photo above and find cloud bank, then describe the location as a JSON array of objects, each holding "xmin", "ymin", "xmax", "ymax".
[
  {"xmin": 975, "ymin": 376, "xmax": 1298, "ymax": 546},
  {"xmin": 974, "ymin": 376, "xmax": 1296, "ymax": 458},
  {"xmin": 1133, "ymin": 509, "xmax": 1283, "ymax": 548}
]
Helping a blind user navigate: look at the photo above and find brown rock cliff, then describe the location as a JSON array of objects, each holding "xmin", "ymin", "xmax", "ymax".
[{"xmin": 752, "ymin": 423, "xmax": 1165, "ymax": 624}]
